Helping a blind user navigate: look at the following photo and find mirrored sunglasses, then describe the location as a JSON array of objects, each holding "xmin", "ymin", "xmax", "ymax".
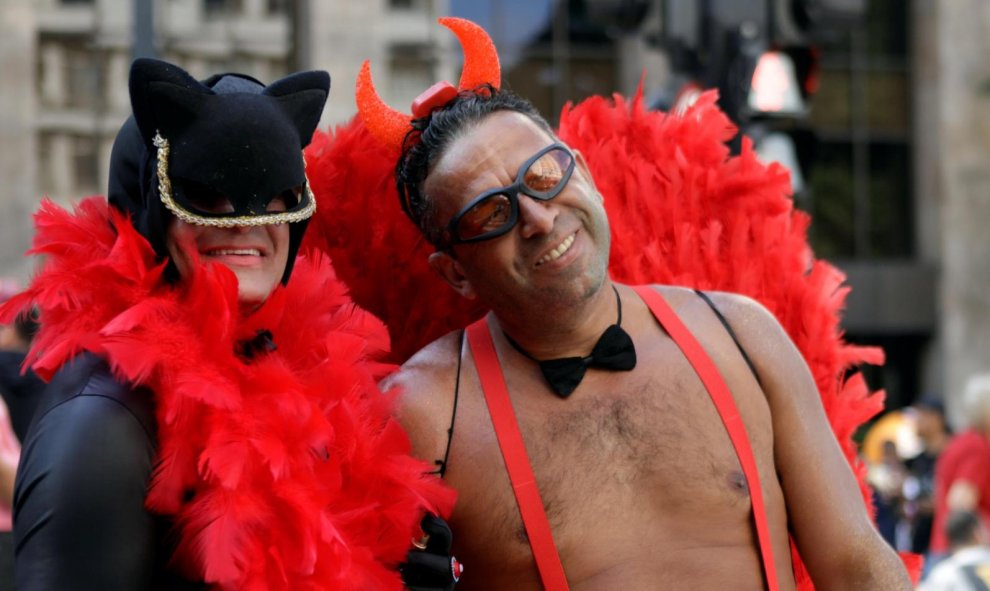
[{"xmin": 444, "ymin": 143, "xmax": 575, "ymax": 246}]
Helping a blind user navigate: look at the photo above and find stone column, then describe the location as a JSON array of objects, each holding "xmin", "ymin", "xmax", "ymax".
[
  {"xmin": 936, "ymin": 0, "xmax": 990, "ymax": 429},
  {"xmin": 0, "ymin": 0, "xmax": 37, "ymax": 279},
  {"xmin": 912, "ymin": 0, "xmax": 944, "ymax": 404}
]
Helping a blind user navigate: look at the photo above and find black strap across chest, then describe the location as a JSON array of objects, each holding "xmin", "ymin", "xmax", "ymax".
[{"xmin": 436, "ymin": 289, "xmax": 760, "ymax": 476}]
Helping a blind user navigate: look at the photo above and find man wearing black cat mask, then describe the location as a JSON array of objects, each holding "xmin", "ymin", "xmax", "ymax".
[{"xmin": 2, "ymin": 59, "xmax": 454, "ymax": 590}]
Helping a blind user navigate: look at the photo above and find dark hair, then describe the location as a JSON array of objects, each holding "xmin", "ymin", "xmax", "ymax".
[
  {"xmin": 946, "ymin": 510, "xmax": 983, "ymax": 547},
  {"xmin": 395, "ymin": 85, "xmax": 555, "ymax": 247},
  {"xmin": 13, "ymin": 307, "xmax": 39, "ymax": 345}
]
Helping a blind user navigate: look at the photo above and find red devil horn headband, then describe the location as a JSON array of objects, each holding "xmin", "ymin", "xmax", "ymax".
[{"xmin": 356, "ymin": 17, "xmax": 502, "ymax": 151}]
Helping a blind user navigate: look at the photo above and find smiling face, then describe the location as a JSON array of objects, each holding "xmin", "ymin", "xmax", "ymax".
[
  {"xmin": 166, "ymin": 214, "xmax": 290, "ymax": 312},
  {"xmin": 424, "ymin": 110, "xmax": 611, "ymax": 316}
]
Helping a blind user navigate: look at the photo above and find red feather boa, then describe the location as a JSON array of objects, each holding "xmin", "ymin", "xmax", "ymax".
[
  {"xmin": 0, "ymin": 198, "xmax": 455, "ymax": 590},
  {"xmin": 302, "ymin": 127, "xmax": 485, "ymax": 362},
  {"xmin": 304, "ymin": 89, "xmax": 920, "ymax": 586}
]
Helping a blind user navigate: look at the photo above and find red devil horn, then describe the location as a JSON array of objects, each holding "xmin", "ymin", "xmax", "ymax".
[
  {"xmin": 356, "ymin": 18, "xmax": 502, "ymax": 151},
  {"xmin": 356, "ymin": 60, "xmax": 412, "ymax": 151},
  {"xmin": 439, "ymin": 17, "xmax": 502, "ymax": 91}
]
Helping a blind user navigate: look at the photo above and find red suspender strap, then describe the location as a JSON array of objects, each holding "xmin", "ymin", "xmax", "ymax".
[
  {"xmin": 632, "ymin": 285, "xmax": 780, "ymax": 591},
  {"xmin": 466, "ymin": 319, "xmax": 571, "ymax": 591}
]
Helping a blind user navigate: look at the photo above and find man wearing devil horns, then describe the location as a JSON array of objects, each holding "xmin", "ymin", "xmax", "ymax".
[
  {"xmin": 0, "ymin": 58, "xmax": 455, "ymax": 590},
  {"xmin": 334, "ymin": 17, "xmax": 914, "ymax": 591}
]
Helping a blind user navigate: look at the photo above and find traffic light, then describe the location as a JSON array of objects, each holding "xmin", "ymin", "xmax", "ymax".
[
  {"xmin": 652, "ymin": 0, "xmax": 865, "ymax": 196},
  {"xmin": 593, "ymin": 0, "xmax": 866, "ymax": 196},
  {"xmin": 659, "ymin": 0, "xmax": 770, "ymax": 127},
  {"xmin": 755, "ymin": 0, "xmax": 866, "ymax": 196}
]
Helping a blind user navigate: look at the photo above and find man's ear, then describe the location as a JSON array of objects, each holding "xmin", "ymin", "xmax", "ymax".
[
  {"xmin": 572, "ymin": 149, "xmax": 603, "ymax": 203},
  {"xmin": 428, "ymin": 251, "xmax": 477, "ymax": 300}
]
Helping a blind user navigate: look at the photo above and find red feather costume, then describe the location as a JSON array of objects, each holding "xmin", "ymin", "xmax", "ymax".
[
  {"xmin": 303, "ymin": 66, "xmax": 921, "ymax": 591},
  {"xmin": 0, "ymin": 197, "xmax": 455, "ymax": 590}
]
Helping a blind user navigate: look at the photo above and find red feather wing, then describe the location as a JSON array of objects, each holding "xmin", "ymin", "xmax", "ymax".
[
  {"xmin": 557, "ymin": 89, "xmax": 918, "ymax": 586},
  {"xmin": 307, "ymin": 89, "xmax": 918, "ymax": 585}
]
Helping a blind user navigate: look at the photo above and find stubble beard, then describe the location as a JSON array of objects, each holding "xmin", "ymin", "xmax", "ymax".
[
  {"xmin": 483, "ymin": 199, "xmax": 613, "ymax": 328},
  {"xmin": 520, "ymin": 215, "xmax": 611, "ymax": 321}
]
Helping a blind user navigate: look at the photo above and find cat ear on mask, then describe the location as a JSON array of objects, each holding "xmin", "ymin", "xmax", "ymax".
[
  {"xmin": 130, "ymin": 59, "xmax": 329, "ymax": 151},
  {"xmin": 263, "ymin": 70, "xmax": 331, "ymax": 149},
  {"xmin": 129, "ymin": 58, "xmax": 216, "ymax": 148}
]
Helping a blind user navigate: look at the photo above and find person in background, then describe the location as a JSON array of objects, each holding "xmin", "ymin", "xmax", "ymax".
[
  {"xmin": 0, "ymin": 280, "xmax": 44, "ymax": 442},
  {"xmin": 907, "ymin": 397, "xmax": 951, "ymax": 560},
  {"xmin": 0, "ymin": 281, "xmax": 40, "ymax": 532},
  {"xmin": 870, "ymin": 438, "xmax": 909, "ymax": 548},
  {"xmin": 930, "ymin": 375, "xmax": 990, "ymax": 566},
  {"xmin": 0, "ymin": 396, "xmax": 18, "ymax": 531},
  {"xmin": 920, "ymin": 510, "xmax": 990, "ymax": 591}
]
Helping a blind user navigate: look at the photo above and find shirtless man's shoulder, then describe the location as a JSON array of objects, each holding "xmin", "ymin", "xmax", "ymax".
[
  {"xmin": 674, "ymin": 286, "xmax": 913, "ymax": 588},
  {"xmin": 383, "ymin": 330, "xmax": 462, "ymax": 464},
  {"xmin": 649, "ymin": 285, "xmax": 800, "ymax": 384}
]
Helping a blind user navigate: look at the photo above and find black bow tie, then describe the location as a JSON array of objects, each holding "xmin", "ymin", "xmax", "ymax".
[{"xmin": 503, "ymin": 286, "xmax": 637, "ymax": 398}]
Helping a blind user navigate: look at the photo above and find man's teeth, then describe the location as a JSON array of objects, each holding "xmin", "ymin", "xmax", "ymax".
[
  {"xmin": 208, "ymin": 248, "xmax": 261, "ymax": 256},
  {"xmin": 538, "ymin": 233, "xmax": 576, "ymax": 265}
]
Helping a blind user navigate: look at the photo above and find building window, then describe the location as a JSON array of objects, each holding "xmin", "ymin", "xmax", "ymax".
[
  {"xmin": 36, "ymin": 36, "xmax": 105, "ymax": 111},
  {"xmin": 802, "ymin": 0, "xmax": 924, "ymax": 411},
  {"xmin": 64, "ymin": 45, "xmax": 104, "ymax": 111},
  {"xmin": 267, "ymin": 0, "xmax": 289, "ymax": 15},
  {"xmin": 388, "ymin": 43, "xmax": 435, "ymax": 104},
  {"xmin": 72, "ymin": 134, "xmax": 101, "ymax": 195},
  {"xmin": 804, "ymin": 0, "xmax": 913, "ymax": 259},
  {"xmin": 37, "ymin": 133, "xmax": 57, "ymax": 197},
  {"xmin": 36, "ymin": 132, "xmax": 100, "ymax": 199},
  {"xmin": 204, "ymin": 0, "xmax": 243, "ymax": 17}
]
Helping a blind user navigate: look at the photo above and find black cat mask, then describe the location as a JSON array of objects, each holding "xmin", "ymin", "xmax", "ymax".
[{"xmin": 108, "ymin": 58, "xmax": 330, "ymax": 283}]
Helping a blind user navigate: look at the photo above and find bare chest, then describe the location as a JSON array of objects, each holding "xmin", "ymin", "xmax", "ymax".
[
  {"xmin": 446, "ymin": 349, "xmax": 775, "ymax": 583},
  {"xmin": 519, "ymin": 371, "xmax": 751, "ymax": 514}
]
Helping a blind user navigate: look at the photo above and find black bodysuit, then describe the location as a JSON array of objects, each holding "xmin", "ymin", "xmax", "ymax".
[{"xmin": 13, "ymin": 353, "xmax": 201, "ymax": 590}]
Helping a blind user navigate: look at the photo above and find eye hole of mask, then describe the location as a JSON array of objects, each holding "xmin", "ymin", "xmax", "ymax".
[
  {"xmin": 174, "ymin": 181, "xmax": 305, "ymax": 216},
  {"xmin": 177, "ymin": 180, "xmax": 235, "ymax": 214},
  {"xmin": 267, "ymin": 186, "xmax": 303, "ymax": 212}
]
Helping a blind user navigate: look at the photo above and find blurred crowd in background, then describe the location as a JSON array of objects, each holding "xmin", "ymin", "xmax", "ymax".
[{"xmin": 863, "ymin": 376, "xmax": 990, "ymax": 589}]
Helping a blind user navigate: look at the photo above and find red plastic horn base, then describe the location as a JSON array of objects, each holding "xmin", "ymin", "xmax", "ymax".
[{"xmin": 411, "ymin": 81, "xmax": 459, "ymax": 119}]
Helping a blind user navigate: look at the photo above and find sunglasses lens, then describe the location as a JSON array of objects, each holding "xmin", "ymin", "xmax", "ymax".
[
  {"xmin": 445, "ymin": 145, "xmax": 574, "ymax": 246},
  {"xmin": 523, "ymin": 147, "xmax": 573, "ymax": 197},
  {"xmin": 456, "ymin": 193, "xmax": 513, "ymax": 241}
]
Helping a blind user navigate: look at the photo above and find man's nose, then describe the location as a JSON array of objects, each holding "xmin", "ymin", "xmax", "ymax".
[{"xmin": 517, "ymin": 194, "xmax": 557, "ymax": 239}]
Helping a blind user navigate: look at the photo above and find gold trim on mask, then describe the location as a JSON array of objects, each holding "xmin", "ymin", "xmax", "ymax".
[{"xmin": 153, "ymin": 131, "xmax": 316, "ymax": 228}]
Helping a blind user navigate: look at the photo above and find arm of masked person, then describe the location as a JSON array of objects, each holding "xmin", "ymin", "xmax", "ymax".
[
  {"xmin": 715, "ymin": 293, "xmax": 913, "ymax": 591},
  {"xmin": 385, "ymin": 336, "xmax": 464, "ymax": 591},
  {"xmin": 401, "ymin": 513, "xmax": 461, "ymax": 591},
  {"xmin": 13, "ymin": 353, "xmax": 161, "ymax": 591}
]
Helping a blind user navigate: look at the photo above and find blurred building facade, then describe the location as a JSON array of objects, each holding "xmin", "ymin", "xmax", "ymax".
[{"xmin": 0, "ymin": 0, "xmax": 988, "ymax": 425}]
